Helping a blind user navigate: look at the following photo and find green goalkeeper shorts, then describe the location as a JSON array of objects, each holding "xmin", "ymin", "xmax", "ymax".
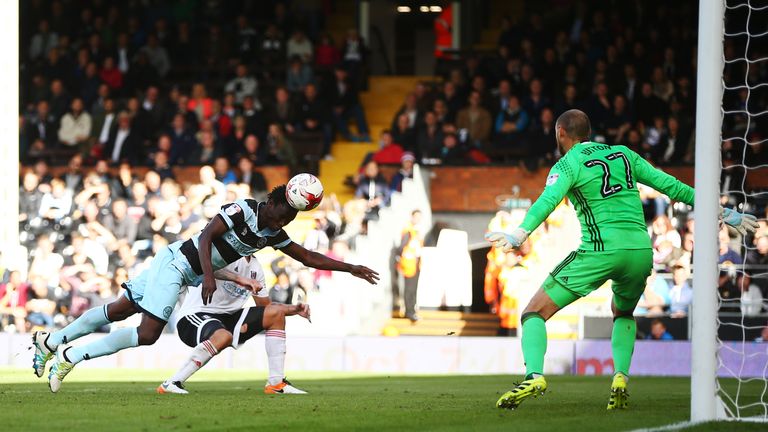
[{"xmin": 541, "ymin": 248, "xmax": 653, "ymax": 312}]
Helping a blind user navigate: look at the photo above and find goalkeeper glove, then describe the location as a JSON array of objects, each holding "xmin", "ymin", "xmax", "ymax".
[
  {"xmin": 721, "ymin": 206, "xmax": 759, "ymax": 236},
  {"xmin": 485, "ymin": 228, "xmax": 530, "ymax": 252}
]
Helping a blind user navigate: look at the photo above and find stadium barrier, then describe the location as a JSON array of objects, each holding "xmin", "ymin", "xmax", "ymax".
[{"xmin": 3, "ymin": 332, "xmax": 765, "ymax": 377}]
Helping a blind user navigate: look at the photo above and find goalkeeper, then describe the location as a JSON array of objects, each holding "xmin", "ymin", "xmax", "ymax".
[{"xmin": 487, "ymin": 109, "xmax": 758, "ymax": 411}]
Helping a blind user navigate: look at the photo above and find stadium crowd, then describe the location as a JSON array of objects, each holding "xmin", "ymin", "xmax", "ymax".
[{"xmin": 6, "ymin": 0, "xmax": 380, "ymax": 333}]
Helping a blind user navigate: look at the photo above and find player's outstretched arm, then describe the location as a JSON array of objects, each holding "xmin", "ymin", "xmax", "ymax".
[
  {"xmin": 630, "ymin": 150, "xmax": 695, "ymax": 206},
  {"xmin": 198, "ymin": 216, "xmax": 229, "ymax": 304},
  {"xmin": 213, "ymin": 268, "xmax": 264, "ymax": 294},
  {"xmin": 281, "ymin": 242, "xmax": 380, "ymax": 284}
]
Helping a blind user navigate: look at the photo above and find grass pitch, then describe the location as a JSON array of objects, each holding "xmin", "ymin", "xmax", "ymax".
[{"xmin": 0, "ymin": 368, "xmax": 764, "ymax": 431}]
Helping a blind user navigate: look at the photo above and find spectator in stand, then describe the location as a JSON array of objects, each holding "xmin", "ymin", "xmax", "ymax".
[
  {"xmin": 341, "ymin": 28, "xmax": 367, "ymax": 89},
  {"xmin": 586, "ymin": 82, "xmax": 612, "ymax": 134},
  {"xmin": 237, "ymin": 134, "xmax": 265, "ymax": 165},
  {"xmin": 329, "ymin": 66, "xmax": 370, "ymax": 142},
  {"xmin": 526, "ymin": 108, "xmax": 557, "ymax": 166},
  {"xmin": 635, "ymin": 271, "xmax": 670, "ymax": 316},
  {"xmin": 213, "ymin": 156, "xmax": 237, "ymax": 185},
  {"xmin": 296, "ymin": 83, "xmax": 332, "ymax": 157},
  {"xmin": 287, "ymin": 30, "xmax": 313, "ymax": 63},
  {"xmin": 391, "ymin": 114, "xmax": 417, "ymax": 154},
  {"xmin": 38, "ymin": 178, "xmax": 73, "ymax": 223},
  {"xmin": 0, "ymin": 271, "xmax": 28, "ymax": 331},
  {"xmin": 114, "ymin": 32, "xmax": 132, "ymax": 75},
  {"xmin": 719, "ymin": 225, "xmax": 745, "ymax": 304},
  {"xmin": 189, "ymin": 130, "xmax": 221, "ymax": 166},
  {"xmin": 264, "ymin": 123, "xmax": 296, "ymax": 169},
  {"xmin": 355, "ymin": 160, "xmax": 389, "ymax": 221},
  {"xmin": 286, "ymin": 55, "xmax": 314, "ymax": 94},
  {"xmin": 493, "ymin": 94, "xmax": 529, "ymax": 152},
  {"xmin": 30, "ymin": 19, "xmax": 58, "ymax": 61},
  {"xmin": 233, "ymin": 15, "xmax": 258, "ymax": 62},
  {"xmin": 436, "ymin": 133, "xmax": 466, "ymax": 165},
  {"xmin": 746, "ymin": 235, "xmax": 768, "ymax": 295},
  {"xmin": 28, "ymin": 100, "xmax": 58, "ymax": 148},
  {"xmin": 660, "ymin": 117, "xmax": 690, "ymax": 165},
  {"xmin": 140, "ymin": 86, "xmax": 166, "ymax": 139},
  {"xmin": 605, "ymin": 94, "xmax": 633, "ymax": 145},
  {"xmin": 266, "ymin": 86, "xmax": 297, "ymax": 134},
  {"xmin": 260, "ymin": 24, "xmax": 285, "ymax": 68},
  {"xmin": 457, "ymin": 90, "xmax": 493, "ymax": 149},
  {"xmin": 224, "ymin": 64, "xmax": 259, "ymax": 105},
  {"xmin": 19, "ymin": 171, "xmax": 44, "ymax": 223},
  {"xmin": 270, "ymin": 272, "xmax": 295, "ymax": 305},
  {"xmin": 210, "ymin": 101, "xmax": 233, "ymax": 147},
  {"xmin": 167, "ymin": 113, "xmax": 196, "ymax": 166},
  {"xmin": 440, "ymin": 81, "xmax": 463, "ymax": 123},
  {"xmin": 104, "ymin": 111, "xmax": 140, "ymax": 164},
  {"xmin": 236, "ymin": 156, "xmax": 267, "ymax": 200},
  {"xmin": 523, "ymin": 79, "xmax": 550, "ymax": 129},
  {"xmin": 643, "ymin": 116, "xmax": 669, "ymax": 162},
  {"xmin": 138, "ymin": 34, "xmax": 170, "ymax": 78},
  {"xmin": 187, "ymin": 83, "xmax": 214, "ymax": 122},
  {"xmin": 99, "ymin": 56, "xmax": 123, "ymax": 92},
  {"xmin": 48, "ymin": 79, "xmax": 70, "ymax": 121},
  {"xmin": 491, "ymin": 79, "xmax": 513, "ymax": 119},
  {"xmin": 668, "ymin": 264, "xmax": 693, "ymax": 317},
  {"xmin": 58, "ymin": 98, "xmax": 92, "ymax": 152},
  {"xmin": 24, "ymin": 276, "xmax": 58, "ymax": 329},
  {"xmin": 390, "ymin": 152, "xmax": 416, "ymax": 193},
  {"xmin": 391, "ymin": 93, "xmax": 423, "ymax": 131},
  {"xmin": 647, "ymin": 319, "xmax": 674, "ymax": 340},
  {"xmin": 151, "ymin": 150, "xmax": 174, "ymax": 181},
  {"xmin": 372, "ymin": 130, "xmax": 404, "ymax": 165},
  {"xmin": 635, "ymin": 82, "xmax": 668, "ymax": 126},
  {"xmin": 90, "ymin": 98, "xmax": 115, "ymax": 151},
  {"xmin": 416, "ymin": 111, "xmax": 445, "ymax": 160},
  {"xmin": 101, "ymin": 199, "xmax": 138, "ymax": 244},
  {"xmin": 315, "ymin": 33, "xmax": 340, "ymax": 71}
]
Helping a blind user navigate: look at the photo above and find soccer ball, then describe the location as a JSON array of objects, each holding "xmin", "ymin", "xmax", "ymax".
[{"xmin": 286, "ymin": 173, "xmax": 324, "ymax": 211}]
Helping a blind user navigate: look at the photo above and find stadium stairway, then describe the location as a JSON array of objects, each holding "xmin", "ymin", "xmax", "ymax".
[
  {"xmin": 384, "ymin": 310, "xmax": 500, "ymax": 337},
  {"xmin": 319, "ymin": 75, "xmax": 436, "ymax": 203}
]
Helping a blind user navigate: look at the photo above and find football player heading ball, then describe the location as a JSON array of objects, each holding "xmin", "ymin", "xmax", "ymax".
[{"xmin": 34, "ymin": 182, "xmax": 379, "ymax": 393}]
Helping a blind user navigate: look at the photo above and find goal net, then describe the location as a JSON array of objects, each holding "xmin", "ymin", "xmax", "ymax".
[{"xmin": 700, "ymin": 0, "xmax": 768, "ymax": 422}]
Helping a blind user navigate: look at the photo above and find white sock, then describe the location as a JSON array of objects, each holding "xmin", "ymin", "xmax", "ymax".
[
  {"xmin": 265, "ymin": 330, "xmax": 286, "ymax": 385},
  {"xmin": 169, "ymin": 340, "xmax": 218, "ymax": 384}
]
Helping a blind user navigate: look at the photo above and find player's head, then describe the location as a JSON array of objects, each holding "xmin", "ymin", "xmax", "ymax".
[
  {"xmin": 555, "ymin": 109, "xmax": 591, "ymax": 153},
  {"xmin": 264, "ymin": 184, "xmax": 298, "ymax": 231}
]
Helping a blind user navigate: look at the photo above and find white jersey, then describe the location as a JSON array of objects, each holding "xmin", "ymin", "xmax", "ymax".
[{"xmin": 178, "ymin": 256, "xmax": 267, "ymax": 317}]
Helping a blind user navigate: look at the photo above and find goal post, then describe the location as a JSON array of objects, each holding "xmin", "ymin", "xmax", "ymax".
[{"xmin": 691, "ymin": 0, "xmax": 725, "ymax": 423}]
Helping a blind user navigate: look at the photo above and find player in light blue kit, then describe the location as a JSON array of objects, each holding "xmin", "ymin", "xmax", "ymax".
[{"xmin": 31, "ymin": 185, "xmax": 379, "ymax": 392}]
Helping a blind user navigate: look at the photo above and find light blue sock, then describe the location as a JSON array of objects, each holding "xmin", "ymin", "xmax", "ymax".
[
  {"xmin": 65, "ymin": 328, "xmax": 139, "ymax": 364},
  {"xmin": 48, "ymin": 305, "xmax": 111, "ymax": 348}
]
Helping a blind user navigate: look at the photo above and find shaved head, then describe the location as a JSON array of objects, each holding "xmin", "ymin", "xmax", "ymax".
[{"xmin": 556, "ymin": 109, "xmax": 591, "ymax": 141}]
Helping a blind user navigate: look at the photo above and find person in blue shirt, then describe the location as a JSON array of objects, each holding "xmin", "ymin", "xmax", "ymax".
[{"xmin": 647, "ymin": 319, "xmax": 674, "ymax": 340}]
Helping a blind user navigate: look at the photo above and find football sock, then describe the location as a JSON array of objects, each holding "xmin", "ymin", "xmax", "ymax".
[
  {"xmin": 611, "ymin": 316, "xmax": 637, "ymax": 376},
  {"xmin": 48, "ymin": 305, "xmax": 111, "ymax": 349},
  {"xmin": 265, "ymin": 330, "xmax": 286, "ymax": 385},
  {"xmin": 64, "ymin": 327, "xmax": 139, "ymax": 364},
  {"xmin": 169, "ymin": 340, "xmax": 218, "ymax": 384},
  {"xmin": 521, "ymin": 313, "xmax": 547, "ymax": 379}
]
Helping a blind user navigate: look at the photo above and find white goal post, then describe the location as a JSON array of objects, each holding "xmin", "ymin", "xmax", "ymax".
[{"xmin": 691, "ymin": 0, "xmax": 725, "ymax": 423}]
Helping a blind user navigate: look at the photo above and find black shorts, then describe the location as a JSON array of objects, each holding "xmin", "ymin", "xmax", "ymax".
[{"xmin": 176, "ymin": 307, "xmax": 266, "ymax": 348}]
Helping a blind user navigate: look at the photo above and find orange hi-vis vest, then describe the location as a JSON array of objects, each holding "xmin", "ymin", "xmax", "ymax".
[{"xmin": 398, "ymin": 225, "xmax": 422, "ymax": 278}]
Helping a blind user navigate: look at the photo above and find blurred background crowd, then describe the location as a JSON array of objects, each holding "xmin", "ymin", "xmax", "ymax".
[{"xmin": 5, "ymin": 0, "xmax": 767, "ymax": 339}]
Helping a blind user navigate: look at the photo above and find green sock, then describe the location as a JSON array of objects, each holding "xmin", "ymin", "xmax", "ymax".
[
  {"xmin": 611, "ymin": 316, "xmax": 637, "ymax": 376},
  {"xmin": 521, "ymin": 313, "xmax": 547, "ymax": 378}
]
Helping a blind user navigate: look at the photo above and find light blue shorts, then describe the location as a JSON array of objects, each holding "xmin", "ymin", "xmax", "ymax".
[{"xmin": 123, "ymin": 246, "xmax": 185, "ymax": 322}]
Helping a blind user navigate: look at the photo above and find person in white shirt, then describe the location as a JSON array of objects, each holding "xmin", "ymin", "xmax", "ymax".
[
  {"xmin": 58, "ymin": 98, "xmax": 92, "ymax": 150},
  {"xmin": 224, "ymin": 64, "xmax": 258, "ymax": 104},
  {"xmin": 157, "ymin": 256, "xmax": 310, "ymax": 395}
]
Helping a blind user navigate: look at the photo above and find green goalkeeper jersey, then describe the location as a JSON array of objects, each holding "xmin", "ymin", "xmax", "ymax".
[{"xmin": 520, "ymin": 141, "xmax": 695, "ymax": 251}]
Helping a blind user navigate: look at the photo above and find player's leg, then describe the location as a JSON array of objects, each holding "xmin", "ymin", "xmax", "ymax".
[
  {"xmin": 607, "ymin": 249, "xmax": 653, "ymax": 410},
  {"xmin": 498, "ymin": 250, "xmax": 609, "ymax": 409},
  {"xmin": 48, "ymin": 247, "xmax": 180, "ymax": 392},
  {"xmin": 32, "ymin": 294, "xmax": 139, "ymax": 377},
  {"xmin": 233, "ymin": 304, "xmax": 307, "ymax": 394},
  {"xmin": 159, "ymin": 315, "xmax": 231, "ymax": 395}
]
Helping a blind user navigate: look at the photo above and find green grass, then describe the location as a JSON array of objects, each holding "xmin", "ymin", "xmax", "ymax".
[{"xmin": 0, "ymin": 368, "xmax": 764, "ymax": 431}]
